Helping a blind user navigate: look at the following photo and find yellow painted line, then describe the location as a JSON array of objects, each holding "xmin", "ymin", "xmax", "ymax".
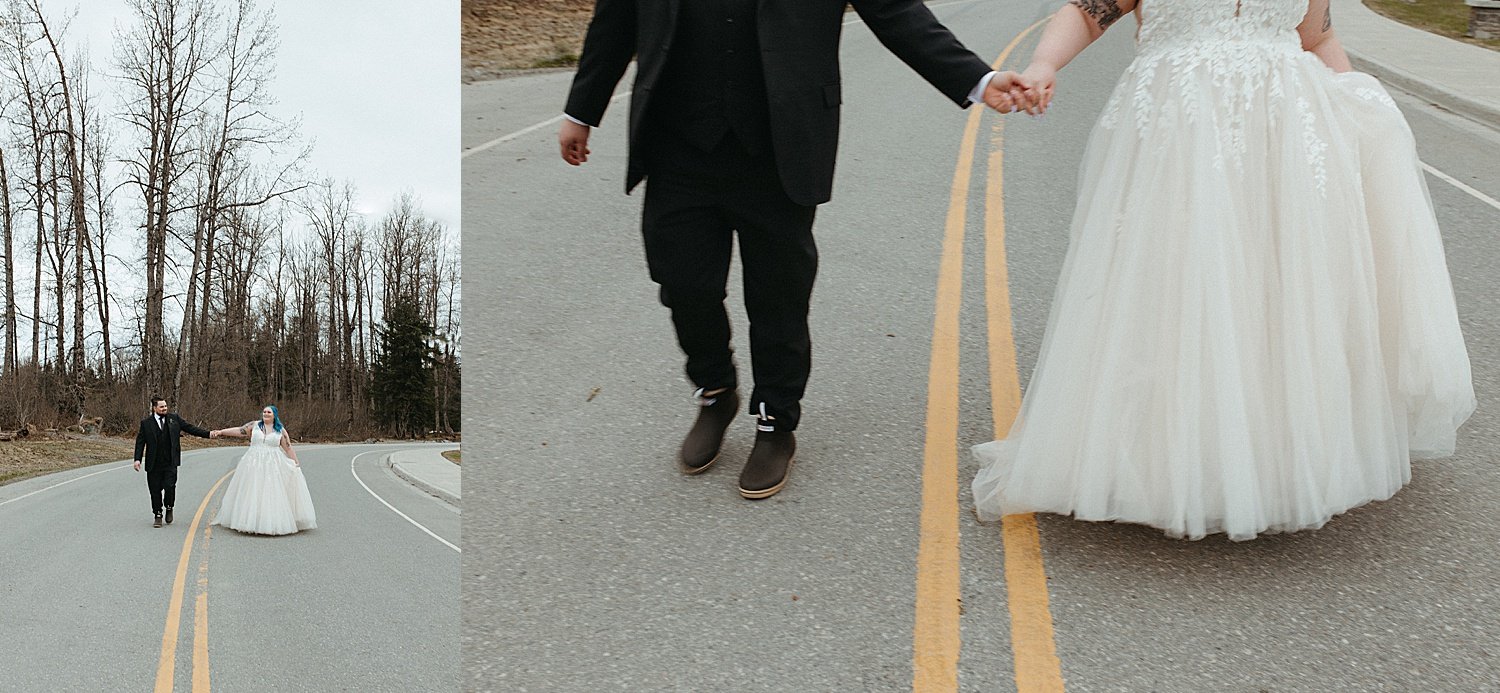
[
  {"xmin": 983, "ymin": 121, "xmax": 1023, "ymax": 440},
  {"xmin": 985, "ymin": 114, "xmax": 1065, "ymax": 691},
  {"xmin": 155, "ymin": 470, "xmax": 232, "ymax": 693},
  {"xmin": 911, "ymin": 82, "xmax": 981, "ymax": 691},
  {"xmin": 912, "ymin": 17, "xmax": 1050, "ymax": 692},
  {"xmin": 1000, "ymin": 515, "xmax": 1062, "ymax": 690},
  {"xmin": 193, "ymin": 523, "xmax": 215, "ymax": 692}
]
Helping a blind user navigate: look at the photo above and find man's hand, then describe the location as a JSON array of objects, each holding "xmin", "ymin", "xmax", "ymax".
[
  {"xmin": 983, "ymin": 70, "xmax": 1034, "ymax": 115},
  {"xmin": 133, "ymin": 460, "xmax": 141, "ymax": 472},
  {"xmin": 210, "ymin": 430, "xmax": 219, "ymax": 439},
  {"xmin": 985, "ymin": 66, "xmax": 1056, "ymax": 116},
  {"xmin": 559, "ymin": 120, "xmax": 592, "ymax": 166}
]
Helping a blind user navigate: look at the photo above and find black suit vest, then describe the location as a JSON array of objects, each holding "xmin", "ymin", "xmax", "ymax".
[
  {"xmin": 651, "ymin": 0, "xmax": 772, "ymax": 154},
  {"xmin": 141, "ymin": 416, "xmax": 165, "ymax": 465}
]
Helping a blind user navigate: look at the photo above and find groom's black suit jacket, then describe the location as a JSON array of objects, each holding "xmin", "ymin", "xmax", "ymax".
[
  {"xmin": 565, "ymin": 0, "xmax": 992, "ymax": 206},
  {"xmin": 134, "ymin": 413, "xmax": 211, "ymax": 472}
]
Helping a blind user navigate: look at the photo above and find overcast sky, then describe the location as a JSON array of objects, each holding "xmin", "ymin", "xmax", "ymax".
[
  {"xmin": 2, "ymin": 0, "xmax": 458, "ymax": 361},
  {"xmin": 62, "ymin": 0, "xmax": 460, "ymax": 229}
]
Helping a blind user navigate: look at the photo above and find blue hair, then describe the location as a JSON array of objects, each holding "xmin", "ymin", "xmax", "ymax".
[{"xmin": 259, "ymin": 405, "xmax": 284, "ymax": 433}]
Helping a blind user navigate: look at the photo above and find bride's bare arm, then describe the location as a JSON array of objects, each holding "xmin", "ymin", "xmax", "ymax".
[
  {"xmin": 213, "ymin": 422, "xmax": 253, "ymax": 438},
  {"xmin": 1297, "ymin": 0, "xmax": 1352, "ymax": 72},
  {"xmin": 280, "ymin": 431, "xmax": 300, "ymax": 465},
  {"xmin": 1045, "ymin": 1, "xmax": 1136, "ymax": 60},
  {"xmin": 1013, "ymin": 1, "xmax": 1139, "ymax": 113}
]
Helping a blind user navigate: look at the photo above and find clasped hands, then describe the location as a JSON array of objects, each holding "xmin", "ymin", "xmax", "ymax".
[{"xmin": 982, "ymin": 67, "xmax": 1056, "ymax": 116}]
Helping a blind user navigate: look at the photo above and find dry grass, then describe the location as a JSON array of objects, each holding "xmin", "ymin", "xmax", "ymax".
[
  {"xmin": 463, "ymin": 0, "xmax": 594, "ymax": 81},
  {"xmin": 0, "ymin": 435, "xmax": 233, "ymax": 486},
  {"xmin": 1363, "ymin": 0, "xmax": 1500, "ymax": 51},
  {"xmin": 442, "ymin": 449, "xmax": 462, "ymax": 465}
]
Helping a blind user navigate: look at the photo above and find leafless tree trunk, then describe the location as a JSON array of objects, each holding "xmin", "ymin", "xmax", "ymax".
[
  {"xmin": 302, "ymin": 181, "xmax": 357, "ymax": 407},
  {"xmin": 2, "ymin": 7, "xmax": 51, "ymax": 370},
  {"xmin": 44, "ymin": 131, "xmax": 65, "ymax": 372},
  {"xmin": 180, "ymin": 0, "xmax": 301, "ymax": 399},
  {"xmin": 25, "ymin": 2, "xmax": 91, "ymax": 415},
  {"xmin": 117, "ymin": 0, "xmax": 217, "ymax": 395},
  {"xmin": 0, "ymin": 146, "xmax": 16, "ymax": 378},
  {"xmin": 82, "ymin": 95, "xmax": 114, "ymax": 382}
]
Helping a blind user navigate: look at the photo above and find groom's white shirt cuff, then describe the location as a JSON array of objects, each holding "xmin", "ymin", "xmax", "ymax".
[
  {"xmin": 565, "ymin": 73, "xmax": 995, "ymax": 124},
  {"xmin": 967, "ymin": 71, "xmax": 997, "ymax": 108}
]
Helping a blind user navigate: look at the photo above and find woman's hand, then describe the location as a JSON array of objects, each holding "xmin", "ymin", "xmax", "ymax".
[{"xmin": 1018, "ymin": 63, "xmax": 1058, "ymax": 115}]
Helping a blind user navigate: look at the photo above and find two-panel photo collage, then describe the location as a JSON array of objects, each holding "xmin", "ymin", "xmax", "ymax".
[{"xmin": 4, "ymin": 0, "xmax": 1499, "ymax": 690}]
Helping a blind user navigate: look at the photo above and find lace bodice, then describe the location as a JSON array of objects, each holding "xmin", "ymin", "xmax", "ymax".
[
  {"xmin": 1138, "ymin": 0, "xmax": 1309, "ymax": 47},
  {"xmin": 1098, "ymin": 0, "xmax": 1335, "ymax": 191},
  {"xmin": 249, "ymin": 424, "xmax": 284, "ymax": 448}
]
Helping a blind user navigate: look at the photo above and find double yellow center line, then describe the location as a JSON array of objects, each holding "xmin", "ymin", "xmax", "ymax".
[
  {"xmin": 156, "ymin": 469, "xmax": 232, "ymax": 693},
  {"xmin": 911, "ymin": 16, "xmax": 1064, "ymax": 693}
]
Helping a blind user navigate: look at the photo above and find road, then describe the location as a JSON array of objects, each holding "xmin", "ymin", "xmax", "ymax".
[
  {"xmin": 0, "ymin": 442, "xmax": 460, "ymax": 692},
  {"xmin": 462, "ymin": 1, "xmax": 1500, "ymax": 690}
]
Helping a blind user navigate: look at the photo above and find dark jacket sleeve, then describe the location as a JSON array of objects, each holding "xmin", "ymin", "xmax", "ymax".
[
  {"xmin": 176, "ymin": 416, "xmax": 212, "ymax": 439},
  {"xmin": 851, "ymin": 0, "xmax": 994, "ymax": 106},
  {"xmin": 134, "ymin": 419, "xmax": 147, "ymax": 462},
  {"xmin": 563, "ymin": 0, "xmax": 638, "ymax": 126}
]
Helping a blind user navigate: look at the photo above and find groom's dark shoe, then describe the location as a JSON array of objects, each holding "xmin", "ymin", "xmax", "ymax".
[
  {"xmin": 679, "ymin": 388, "xmax": 739, "ymax": 474},
  {"xmin": 164, "ymin": 507, "xmax": 173, "ymax": 525},
  {"xmin": 153, "ymin": 513, "xmax": 163, "ymax": 528},
  {"xmin": 738, "ymin": 430, "xmax": 796, "ymax": 499}
]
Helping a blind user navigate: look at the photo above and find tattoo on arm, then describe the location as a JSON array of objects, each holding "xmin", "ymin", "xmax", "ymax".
[
  {"xmin": 1321, "ymin": 7, "xmax": 1332, "ymax": 32},
  {"xmin": 1069, "ymin": 0, "xmax": 1125, "ymax": 30}
]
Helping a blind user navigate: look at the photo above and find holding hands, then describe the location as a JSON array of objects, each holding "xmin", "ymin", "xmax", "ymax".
[
  {"xmin": 211, "ymin": 424, "xmax": 248, "ymax": 439},
  {"xmin": 983, "ymin": 67, "xmax": 1055, "ymax": 116}
]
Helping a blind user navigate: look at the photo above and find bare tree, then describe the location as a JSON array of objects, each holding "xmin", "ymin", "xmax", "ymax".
[
  {"xmin": 81, "ymin": 83, "xmax": 115, "ymax": 382},
  {"xmin": 22, "ymin": 2, "xmax": 89, "ymax": 402},
  {"xmin": 174, "ymin": 0, "xmax": 302, "ymax": 399},
  {"xmin": 1, "ymin": 3, "xmax": 51, "ymax": 370},
  {"xmin": 116, "ymin": 0, "xmax": 218, "ymax": 395},
  {"xmin": 300, "ymin": 180, "xmax": 358, "ymax": 409},
  {"xmin": 0, "ymin": 0, "xmax": 457, "ymax": 437},
  {"xmin": 0, "ymin": 144, "xmax": 15, "ymax": 378}
]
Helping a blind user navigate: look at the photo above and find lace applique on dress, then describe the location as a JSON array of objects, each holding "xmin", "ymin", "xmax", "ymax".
[{"xmin": 1098, "ymin": 0, "xmax": 1332, "ymax": 193}]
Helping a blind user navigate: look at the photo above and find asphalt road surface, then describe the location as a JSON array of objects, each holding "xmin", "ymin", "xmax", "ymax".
[
  {"xmin": 463, "ymin": 1, "xmax": 1500, "ymax": 690},
  {"xmin": 0, "ymin": 442, "xmax": 459, "ymax": 692}
]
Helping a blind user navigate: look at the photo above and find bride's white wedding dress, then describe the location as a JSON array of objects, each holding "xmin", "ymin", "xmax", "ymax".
[
  {"xmin": 213, "ymin": 424, "xmax": 317, "ymax": 535},
  {"xmin": 972, "ymin": 0, "xmax": 1475, "ymax": 540}
]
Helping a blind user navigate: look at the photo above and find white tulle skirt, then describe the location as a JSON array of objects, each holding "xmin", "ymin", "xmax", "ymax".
[
  {"xmin": 213, "ymin": 446, "xmax": 317, "ymax": 535},
  {"xmin": 972, "ymin": 52, "xmax": 1475, "ymax": 540}
]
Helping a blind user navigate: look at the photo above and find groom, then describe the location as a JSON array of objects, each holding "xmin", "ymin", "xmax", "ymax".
[
  {"xmin": 559, "ymin": 0, "xmax": 1026, "ymax": 498},
  {"xmin": 133, "ymin": 396, "xmax": 214, "ymax": 527}
]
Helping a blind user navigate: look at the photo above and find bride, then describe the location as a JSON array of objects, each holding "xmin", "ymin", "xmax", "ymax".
[
  {"xmin": 211, "ymin": 406, "xmax": 317, "ymax": 535},
  {"xmin": 972, "ymin": 0, "xmax": 1475, "ymax": 540}
]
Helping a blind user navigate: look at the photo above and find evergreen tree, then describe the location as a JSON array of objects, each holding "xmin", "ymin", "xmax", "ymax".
[{"xmin": 370, "ymin": 296, "xmax": 435, "ymax": 436}]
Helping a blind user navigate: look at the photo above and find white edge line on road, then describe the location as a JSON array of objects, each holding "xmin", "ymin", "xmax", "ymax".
[
  {"xmin": 462, "ymin": 101, "xmax": 626, "ymax": 159},
  {"xmin": 0, "ymin": 462, "xmax": 132, "ymax": 508},
  {"xmin": 460, "ymin": 0, "xmax": 986, "ymax": 159},
  {"xmin": 350, "ymin": 450, "xmax": 461, "ymax": 553},
  {"xmin": 1423, "ymin": 162, "xmax": 1500, "ymax": 213}
]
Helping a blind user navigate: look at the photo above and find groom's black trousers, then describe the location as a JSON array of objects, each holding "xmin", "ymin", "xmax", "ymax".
[
  {"xmin": 641, "ymin": 130, "xmax": 817, "ymax": 431},
  {"xmin": 146, "ymin": 464, "xmax": 177, "ymax": 514}
]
